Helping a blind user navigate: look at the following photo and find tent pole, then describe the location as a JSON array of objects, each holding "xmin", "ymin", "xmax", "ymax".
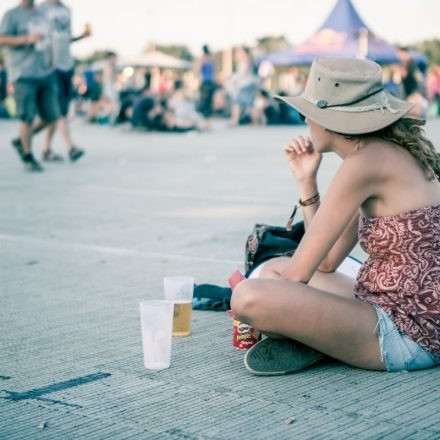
[{"xmin": 357, "ymin": 27, "xmax": 368, "ymax": 59}]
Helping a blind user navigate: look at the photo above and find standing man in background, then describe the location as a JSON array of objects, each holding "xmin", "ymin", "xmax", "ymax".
[
  {"xmin": 0, "ymin": 0, "xmax": 59, "ymax": 171},
  {"xmin": 194, "ymin": 44, "xmax": 216, "ymax": 129},
  {"xmin": 37, "ymin": 0, "xmax": 91, "ymax": 162}
]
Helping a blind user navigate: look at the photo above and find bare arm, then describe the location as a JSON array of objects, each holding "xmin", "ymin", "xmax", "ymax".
[
  {"xmin": 0, "ymin": 33, "xmax": 41, "ymax": 47},
  {"xmin": 71, "ymin": 23, "xmax": 91, "ymax": 43},
  {"xmin": 298, "ymin": 180, "xmax": 359, "ymax": 272},
  {"xmin": 71, "ymin": 34, "xmax": 85, "ymax": 43},
  {"xmin": 71, "ymin": 31, "xmax": 90, "ymax": 43},
  {"xmin": 285, "ymin": 136, "xmax": 359, "ymax": 272},
  {"xmin": 297, "ymin": 184, "xmax": 359, "ymax": 273},
  {"xmin": 318, "ymin": 211, "xmax": 359, "ymax": 272},
  {"xmin": 0, "ymin": 10, "xmax": 42, "ymax": 47},
  {"xmin": 282, "ymin": 152, "xmax": 376, "ymax": 283}
]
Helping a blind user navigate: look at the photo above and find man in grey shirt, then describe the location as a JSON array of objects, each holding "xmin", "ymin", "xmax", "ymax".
[
  {"xmin": 0, "ymin": 0, "xmax": 60, "ymax": 171},
  {"xmin": 37, "ymin": 0, "xmax": 90, "ymax": 162}
]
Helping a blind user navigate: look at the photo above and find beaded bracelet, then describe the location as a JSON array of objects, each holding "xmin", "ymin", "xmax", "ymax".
[{"xmin": 286, "ymin": 192, "xmax": 320, "ymax": 231}]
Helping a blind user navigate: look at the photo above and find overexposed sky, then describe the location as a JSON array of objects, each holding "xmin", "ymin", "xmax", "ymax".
[{"xmin": 0, "ymin": 0, "xmax": 439, "ymax": 58}]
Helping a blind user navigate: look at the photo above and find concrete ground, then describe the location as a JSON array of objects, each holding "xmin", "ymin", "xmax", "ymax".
[{"xmin": 1, "ymin": 118, "xmax": 440, "ymax": 439}]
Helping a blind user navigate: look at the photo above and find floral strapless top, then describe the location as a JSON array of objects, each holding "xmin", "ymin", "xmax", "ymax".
[{"xmin": 354, "ymin": 204, "xmax": 440, "ymax": 356}]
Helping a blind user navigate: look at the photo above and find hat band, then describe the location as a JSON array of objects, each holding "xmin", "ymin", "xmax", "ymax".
[{"xmin": 302, "ymin": 91, "xmax": 401, "ymax": 114}]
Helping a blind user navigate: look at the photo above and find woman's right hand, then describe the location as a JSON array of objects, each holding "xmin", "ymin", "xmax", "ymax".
[{"xmin": 284, "ymin": 136, "xmax": 322, "ymax": 182}]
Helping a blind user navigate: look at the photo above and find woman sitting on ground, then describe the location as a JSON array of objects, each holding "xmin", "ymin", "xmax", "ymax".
[{"xmin": 232, "ymin": 57, "xmax": 440, "ymax": 375}]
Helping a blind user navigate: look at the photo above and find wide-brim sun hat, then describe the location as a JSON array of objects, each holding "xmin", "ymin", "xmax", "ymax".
[{"xmin": 275, "ymin": 57, "xmax": 415, "ymax": 135}]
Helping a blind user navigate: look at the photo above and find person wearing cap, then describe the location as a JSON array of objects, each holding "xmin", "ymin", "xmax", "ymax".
[{"xmin": 231, "ymin": 57, "xmax": 440, "ymax": 375}]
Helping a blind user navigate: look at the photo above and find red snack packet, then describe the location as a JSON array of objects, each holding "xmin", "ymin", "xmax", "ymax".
[
  {"xmin": 227, "ymin": 270, "xmax": 260, "ymax": 349},
  {"xmin": 227, "ymin": 310, "xmax": 261, "ymax": 350}
]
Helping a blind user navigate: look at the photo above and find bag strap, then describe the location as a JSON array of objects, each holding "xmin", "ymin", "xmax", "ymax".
[{"xmin": 286, "ymin": 193, "xmax": 320, "ymax": 231}]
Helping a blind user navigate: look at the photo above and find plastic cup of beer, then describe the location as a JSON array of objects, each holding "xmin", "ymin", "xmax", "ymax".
[
  {"xmin": 163, "ymin": 276, "xmax": 195, "ymax": 336},
  {"xmin": 139, "ymin": 300, "xmax": 173, "ymax": 369}
]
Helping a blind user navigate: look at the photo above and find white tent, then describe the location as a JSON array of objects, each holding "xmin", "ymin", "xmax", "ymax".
[{"xmin": 120, "ymin": 51, "xmax": 191, "ymax": 69}]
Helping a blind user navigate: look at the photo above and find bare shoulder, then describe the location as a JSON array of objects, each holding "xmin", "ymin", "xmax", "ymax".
[
  {"xmin": 341, "ymin": 140, "xmax": 396, "ymax": 177},
  {"xmin": 352, "ymin": 139, "xmax": 392, "ymax": 160},
  {"xmin": 337, "ymin": 142, "xmax": 383, "ymax": 178}
]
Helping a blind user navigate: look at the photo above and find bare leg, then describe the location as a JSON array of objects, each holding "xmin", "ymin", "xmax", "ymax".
[
  {"xmin": 14, "ymin": 118, "xmax": 48, "ymax": 154},
  {"xmin": 260, "ymin": 257, "xmax": 355, "ymax": 299},
  {"xmin": 109, "ymin": 99, "xmax": 118, "ymax": 125},
  {"xmin": 259, "ymin": 257, "xmax": 291, "ymax": 279},
  {"xmin": 173, "ymin": 118, "xmax": 197, "ymax": 129},
  {"xmin": 231, "ymin": 278, "xmax": 385, "ymax": 371},
  {"xmin": 19, "ymin": 121, "xmax": 32, "ymax": 154},
  {"xmin": 56, "ymin": 117, "xmax": 74, "ymax": 151},
  {"xmin": 201, "ymin": 116, "xmax": 212, "ymax": 131},
  {"xmin": 43, "ymin": 122, "xmax": 55, "ymax": 153},
  {"xmin": 229, "ymin": 104, "xmax": 241, "ymax": 126},
  {"xmin": 16, "ymin": 121, "xmax": 44, "ymax": 170},
  {"xmin": 163, "ymin": 111, "xmax": 175, "ymax": 129},
  {"xmin": 87, "ymin": 100, "xmax": 101, "ymax": 122},
  {"xmin": 254, "ymin": 257, "xmax": 357, "ymax": 342},
  {"xmin": 31, "ymin": 117, "xmax": 48, "ymax": 136},
  {"xmin": 250, "ymin": 107, "xmax": 265, "ymax": 126},
  {"xmin": 30, "ymin": 118, "xmax": 64, "ymax": 159}
]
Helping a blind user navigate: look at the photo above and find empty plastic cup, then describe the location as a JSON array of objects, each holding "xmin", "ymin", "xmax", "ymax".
[
  {"xmin": 163, "ymin": 276, "xmax": 195, "ymax": 336},
  {"xmin": 139, "ymin": 300, "xmax": 173, "ymax": 370}
]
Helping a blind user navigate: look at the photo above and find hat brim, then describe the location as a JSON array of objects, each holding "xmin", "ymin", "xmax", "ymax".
[{"xmin": 275, "ymin": 93, "xmax": 415, "ymax": 135}]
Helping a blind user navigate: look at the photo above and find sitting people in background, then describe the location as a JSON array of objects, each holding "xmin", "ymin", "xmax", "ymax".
[
  {"xmin": 115, "ymin": 92, "xmax": 135, "ymax": 124},
  {"xmin": 427, "ymin": 65, "xmax": 440, "ymax": 117},
  {"xmin": 130, "ymin": 89, "xmax": 165, "ymax": 131},
  {"xmin": 402, "ymin": 59, "xmax": 428, "ymax": 118},
  {"xmin": 86, "ymin": 70, "xmax": 104, "ymax": 122},
  {"xmin": 212, "ymin": 86, "xmax": 230, "ymax": 117},
  {"xmin": 102, "ymin": 51, "xmax": 119, "ymax": 124},
  {"xmin": 250, "ymin": 89, "xmax": 279, "ymax": 125},
  {"xmin": 284, "ymin": 67, "xmax": 305, "ymax": 97},
  {"xmin": 383, "ymin": 64, "xmax": 405, "ymax": 98},
  {"xmin": 250, "ymin": 89, "xmax": 308, "ymax": 126},
  {"xmin": 276, "ymin": 91, "xmax": 306, "ymax": 125},
  {"xmin": 165, "ymin": 80, "xmax": 201, "ymax": 132},
  {"xmin": 86, "ymin": 69, "xmax": 120, "ymax": 124}
]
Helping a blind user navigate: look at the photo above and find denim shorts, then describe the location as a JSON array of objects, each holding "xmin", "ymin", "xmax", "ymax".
[
  {"xmin": 14, "ymin": 73, "xmax": 60, "ymax": 123},
  {"xmin": 374, "ymin": 306, "xmax": 440, "ymax": 372}
]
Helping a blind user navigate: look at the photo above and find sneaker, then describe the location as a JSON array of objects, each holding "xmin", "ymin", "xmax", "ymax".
[
  {"xmin": 69, "ymin": 146, "xmax": 85, "ymax": 162},
  {"xmin": 23, "ymin": 153, "xmax": 44, "ymax": 172},
  {"xmin": 42, "ymin": 150, "xmax": 64, "ymax": 162},
  {"xmin": 244, "ymin": 338, "xmax": 326, "ymax": 376},
  {"xmin": 11, "ymin": 138, "xmax": 25, "ymax": 160}
]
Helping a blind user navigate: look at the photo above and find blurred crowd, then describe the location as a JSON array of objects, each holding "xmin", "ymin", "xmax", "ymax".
[
  {"xmin": 65, "ymin": 45, "xmax": 306, "ymax": 132},
  {"xmin": 1, "ymin": 42, "xmax": 438, "ymax": 137},
  {"xmin": 71, "ymin": 47, "xmax": 440, "ymax": 131}
]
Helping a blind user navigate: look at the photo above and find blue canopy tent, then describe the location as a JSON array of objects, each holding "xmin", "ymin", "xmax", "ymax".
[{"xmin": 264, "ymin": 0, "xmax": 402, "ymax": 65}]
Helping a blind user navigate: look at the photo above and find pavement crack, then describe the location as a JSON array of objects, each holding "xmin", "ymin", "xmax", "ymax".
[{"xmin": 2, "ymin": 372, "xmax": 111, "ymax": 402}]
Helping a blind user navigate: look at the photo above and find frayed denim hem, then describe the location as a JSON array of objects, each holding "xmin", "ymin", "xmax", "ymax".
[{"xmin": 373, "ymin": 306, "xmax": 440, "ymax": 372}]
